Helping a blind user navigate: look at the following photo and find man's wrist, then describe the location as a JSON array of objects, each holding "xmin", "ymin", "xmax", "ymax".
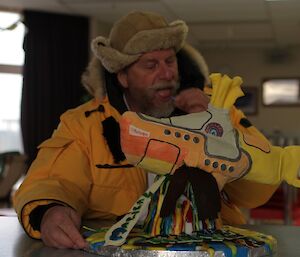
[{"xmin": 29, "ymin": 203, "xmax": 63, "ymax": 231}]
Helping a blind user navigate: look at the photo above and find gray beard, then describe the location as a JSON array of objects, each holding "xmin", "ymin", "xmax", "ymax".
[
  {"xmin": 124, "ymin": 80, "xmax": 179, "ymax": 118},
  {"xmin": 142, "ymin": 102, "xmax": 175, "ymax": 118}
]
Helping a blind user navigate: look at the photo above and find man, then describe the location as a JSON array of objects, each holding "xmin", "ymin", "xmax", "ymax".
[{"xmin": 13, "ymin": 11, "xmax": 277, "ymax": 249}]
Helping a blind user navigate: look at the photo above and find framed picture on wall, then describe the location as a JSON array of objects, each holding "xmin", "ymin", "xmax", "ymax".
[{"xmin": 235, "ymin": 86, "xmax": 258, "ymax": 115}]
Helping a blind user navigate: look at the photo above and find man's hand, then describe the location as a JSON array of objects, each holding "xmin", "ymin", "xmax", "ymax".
[
  {"xmin": 174, "ymin": 87, "xmax": 209, "ymax": 113},
  {"xmin": 40, "ymin": 205, "xmax": 88, "ymax": 249}
]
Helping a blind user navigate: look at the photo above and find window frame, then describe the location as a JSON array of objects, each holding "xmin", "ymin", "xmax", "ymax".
[{"xmin": 0, "ymin": 64, "xmax": 22, "ymax": 74}]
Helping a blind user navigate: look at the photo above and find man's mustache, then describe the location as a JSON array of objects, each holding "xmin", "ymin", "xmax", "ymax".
[{"xmin": 149, "ymin": 81, "xmax": 180, "ymax": 92}]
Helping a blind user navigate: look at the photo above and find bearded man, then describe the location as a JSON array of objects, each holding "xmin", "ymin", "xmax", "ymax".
[{"xmin": 14, "ymin": 10, "xmax": 277, "ymax": 249}]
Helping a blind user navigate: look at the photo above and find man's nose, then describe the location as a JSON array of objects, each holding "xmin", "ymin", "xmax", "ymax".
[{"xmin": 158, "ymin": 63, "xmax": 174, "ymax": 81}]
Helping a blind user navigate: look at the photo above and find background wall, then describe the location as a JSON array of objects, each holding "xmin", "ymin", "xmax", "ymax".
[
  {"xmin": 202, "ymin": 46, "xmax": 300, "ymax": 142},
  {"xmin": 89, "ymin": 18, "xmax": 110, "ymax": 54}
]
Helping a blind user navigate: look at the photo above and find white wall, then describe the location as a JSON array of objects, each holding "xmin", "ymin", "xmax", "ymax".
[{"xmin": 201, "ymin": 46, "xmax": 300, "ymax": 142}]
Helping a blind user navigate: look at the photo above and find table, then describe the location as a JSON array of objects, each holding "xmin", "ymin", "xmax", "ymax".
[
  {"xmin": 1, "ymin": 216, "xmax": 299, "ymax": 257},
  {"xmin": 0, "ymin": 216, "xmax": 96, "ymax": 257}
]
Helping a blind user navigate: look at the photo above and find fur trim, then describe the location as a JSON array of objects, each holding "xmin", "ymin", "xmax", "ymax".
[
  {"xmin": 181, "ymin": 44, "xmax": 210, "ymax": 85},
  {"xmin": 81, "ymin": 57, "xmax": 106, "ymax": 99},
  {"xmin": 123, "ymin": 21, "xmax": 188, "ymax": 54},
  {"xmin": 91, "ymin": 37, "xmax": 139, "ymax": 73}
]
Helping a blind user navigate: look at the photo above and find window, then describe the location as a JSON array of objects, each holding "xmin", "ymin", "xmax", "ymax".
[
  {"xmin": 0, "ymin": 11, "xmax": 25, "ymax": 153},
  {"xmin": 262, "ymin": 78, "xmax": 300, "ymax": 106}
]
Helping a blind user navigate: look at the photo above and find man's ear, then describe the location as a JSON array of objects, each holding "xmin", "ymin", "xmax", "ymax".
[{"xmin": 117, "ymin": 71, "xmax": 129, "ymax": 89}]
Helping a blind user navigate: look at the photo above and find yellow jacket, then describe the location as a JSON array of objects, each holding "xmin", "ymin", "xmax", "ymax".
[
  {"xmin": 13, "ymin": 95, "xmax": 277, "ymax": 239},
  {"xmin": 13, "ymin": 97, "xmax": 147, "ymax": 239}
]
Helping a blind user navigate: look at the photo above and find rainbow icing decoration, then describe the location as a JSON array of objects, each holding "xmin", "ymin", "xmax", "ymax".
[{"xmin": 83, "ymin": 224, "xmax": 277, "ymax": 256}]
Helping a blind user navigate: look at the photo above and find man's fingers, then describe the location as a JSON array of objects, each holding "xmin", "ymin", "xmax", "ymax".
[
  {"xmin": 174, "ymin": 88, "xmax": 209, "ymax": 113},
  {"xmin": 40, "ymin": 206, "xmax": 88, "ymax": 249},
  {"xmin": 187, "ymin": 105, "xmax": 207, "ymax": 113},
  {"xmin": 41, "ymin": 226, "xmax": 75, "ymax": 249},
  {"xmin": 58, "ymin": 217, "xmax": 88, "ymax": 249},
  {"xmin": 69, "ymin": 208, "xmax": 82, "ymax": 229},
  {"xmin": 42, "ymin": 219, "xmax": 87, "ymax": 249}
]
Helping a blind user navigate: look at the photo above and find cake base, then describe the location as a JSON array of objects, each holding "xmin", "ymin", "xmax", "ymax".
[{"xmin": 83, "ymin": 225, "xmax": 277, "ymax": 257}]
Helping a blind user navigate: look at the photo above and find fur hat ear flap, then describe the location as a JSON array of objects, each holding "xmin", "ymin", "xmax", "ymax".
[
  {"xmin": 91, "ymin": 36, "xmax": 140, "ymax": 73},
  {"xmin": 81, "ymin": 57, "xmax": 106, "ymax": 100}
]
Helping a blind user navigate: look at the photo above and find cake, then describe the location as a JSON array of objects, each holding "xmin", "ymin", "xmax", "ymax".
[
  {"xmin": 83, "ymin": 175, "xmax": 277, "ymax": 257},
  {"xmin": 82, "ymin": 74, "xmax": 279, "ymax": 256},
  {"xmin": 83, "ymin": 226, "xmax": 276, "ymax": 256}
]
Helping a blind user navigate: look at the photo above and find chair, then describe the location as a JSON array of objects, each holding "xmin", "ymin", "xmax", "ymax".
[
  {"xmin": 249, "ymin": 182, "xmax": 300, "ymax": 225},
  {"xmin": 0, "ymin": 152, "xmax": 27, "ymax": 207}
]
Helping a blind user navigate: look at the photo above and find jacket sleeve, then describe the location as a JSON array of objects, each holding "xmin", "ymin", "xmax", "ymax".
[{"xmin": 13, "ymin": 113, "xmax": 92, "ymax": 239}]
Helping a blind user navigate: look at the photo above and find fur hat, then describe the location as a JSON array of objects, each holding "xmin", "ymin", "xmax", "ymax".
[{"xmin": 91, "ymin": 11, "xmax": 188, "ymax": 73}]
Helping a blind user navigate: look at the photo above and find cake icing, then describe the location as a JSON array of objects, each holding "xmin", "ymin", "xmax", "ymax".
[{"xmin": 83, "ymin": 224, "xmax": 277, "ymax": 256}]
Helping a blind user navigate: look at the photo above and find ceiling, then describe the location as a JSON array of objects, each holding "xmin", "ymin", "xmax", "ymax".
[{"xmin": 0, "ymin": 0, "xmax": 300, "ymax": 49}]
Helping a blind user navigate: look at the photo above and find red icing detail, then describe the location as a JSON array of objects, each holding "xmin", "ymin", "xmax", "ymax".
[{"xmin": 186, "ymin": 206, "xmax": 193, "ymax": 223}]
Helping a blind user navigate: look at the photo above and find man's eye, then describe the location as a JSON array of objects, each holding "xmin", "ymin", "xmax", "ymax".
[
  {"xmin": 145, "ymin": 63, "xmax": 156, "ymax": 69},
  {"xmin": 166, "ymin": 57, "xmax": 176, "ymax": 65}
]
